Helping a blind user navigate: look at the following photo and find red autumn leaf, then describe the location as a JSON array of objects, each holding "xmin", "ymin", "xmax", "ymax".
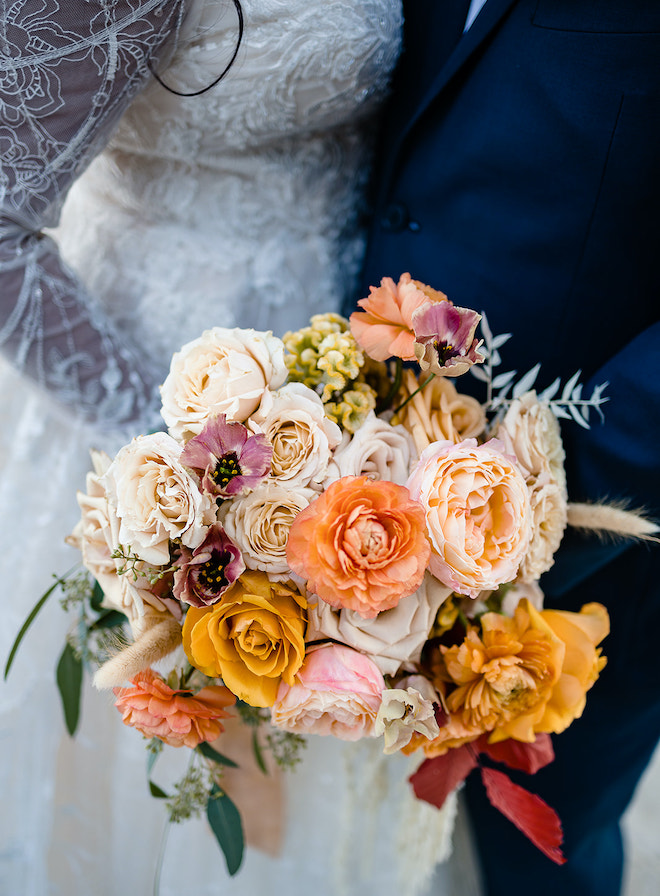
[
  {"xmin": 481, "ymin": 766, "xmax": 566, "ymax": 865},
  {"xmin": 480, "ymin": 733, "xmax": 555, "ymax": 775},
  {"xmin": 409, "ymin": 744, "xmax": 478, "ymax": 810}
]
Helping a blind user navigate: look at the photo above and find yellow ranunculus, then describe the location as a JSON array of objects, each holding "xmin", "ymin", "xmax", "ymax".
[{"xmin": 182, "ymin": 571, "xmax": 307, "ymax": 707}]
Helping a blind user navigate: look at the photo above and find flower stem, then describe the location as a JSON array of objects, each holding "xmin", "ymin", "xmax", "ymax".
[{"xmin": 392, "ymin": 373, "xmax": 435, "ymax": 416}]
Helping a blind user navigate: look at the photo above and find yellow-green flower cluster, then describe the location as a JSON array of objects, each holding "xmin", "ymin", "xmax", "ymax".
[
  {"xmin": 283, "ymin": 313, "xmax": 364, "ymax": 402},
  {"xmin": 325, "ymin": 382, "xmax": 377, "ymax": 434}
]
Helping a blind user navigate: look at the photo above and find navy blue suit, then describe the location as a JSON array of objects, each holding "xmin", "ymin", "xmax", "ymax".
[{"xmin": 349, "ymin": 2, "xmax": 660, "ymax": 893}]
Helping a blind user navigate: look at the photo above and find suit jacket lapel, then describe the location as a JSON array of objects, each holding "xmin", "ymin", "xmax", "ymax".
[{"xmin": 385, "ymin": 0, "xmax": 518, "ymax": 180}]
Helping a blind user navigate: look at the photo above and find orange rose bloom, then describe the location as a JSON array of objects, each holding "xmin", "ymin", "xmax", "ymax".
[
  {"xmin": 350, "ymin": 273, "xmax": 446, "ymax": 362},
  {"xmin": 423, "ymin": 599, "xmax": 608, "ymax": 752},
  {"xmin": 113, "ymin": 669, "xmax": 234, "ymax": 748},
  {"xmin": 182, "ymin": 571, "xmax": 307, "ymax": 708},
  {"xmin": 287, "ymin": 475, "xmax": 430, "ymax": 618}
]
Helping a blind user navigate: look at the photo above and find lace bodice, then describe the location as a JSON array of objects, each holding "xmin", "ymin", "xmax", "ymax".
[{"xmin": 1, "ymin": 0, "xmax": 403, "ymax": 430}]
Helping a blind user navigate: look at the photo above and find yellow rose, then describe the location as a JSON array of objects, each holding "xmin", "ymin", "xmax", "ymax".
[{"xmin": 182, "ymin": 571, "xmax": 307, "ymax": 707}]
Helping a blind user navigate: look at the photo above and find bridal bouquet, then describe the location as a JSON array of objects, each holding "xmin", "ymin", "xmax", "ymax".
[{"xmin": 11, "ymin": 273, "xmax": 652, "ymax": 873}]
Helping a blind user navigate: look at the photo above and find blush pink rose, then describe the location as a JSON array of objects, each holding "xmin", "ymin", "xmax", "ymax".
[
  {"xmin": 407, "ymin": 438, "xmax": 532, "ymax": 598},
  {"xmin": 270, "ymin": 644, "xmax": 385, "ymax": 740}
]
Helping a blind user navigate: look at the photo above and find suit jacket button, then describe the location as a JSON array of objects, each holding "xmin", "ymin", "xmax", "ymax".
[{"xmin": 381, "ymin": 202, "xmax": 409, "ymax": 232}]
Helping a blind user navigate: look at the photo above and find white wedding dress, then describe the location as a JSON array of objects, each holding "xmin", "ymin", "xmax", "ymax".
[{"xmin": 0, "ymin": 2, "xmax": 481, "ymax": 895}]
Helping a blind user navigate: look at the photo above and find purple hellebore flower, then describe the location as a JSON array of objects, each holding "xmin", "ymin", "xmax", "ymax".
[
  {"xmin": 181, "ymin": 414, "xmax": 272, "ymax": 498},
  {"xmin": 173, "ymin": 525, "xmax": 245, "ymax": 608},
  {"xmin": 411, "ymin": 300, "xmax": 484, "ymax": 377}
]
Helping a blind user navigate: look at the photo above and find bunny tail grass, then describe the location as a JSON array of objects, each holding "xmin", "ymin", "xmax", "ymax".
[
  {"xmin": 93, "ymin": 616, "xmax": 183, "ymax": 690},
  {"xmin": 567, "ymin": 502, "xmax": 659, "ymax": 543}
]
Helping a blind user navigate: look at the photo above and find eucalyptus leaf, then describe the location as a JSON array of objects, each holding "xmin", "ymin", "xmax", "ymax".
[
  {"xmin": 561, "ymin": 369, "xmax": 582, "ymax": 401},
  {"xmin": 56, "ymin": 641, "xmax": 83, "ymax": 736},
  {"xmin": 4, "ymin": 570, "xmax": 76, "ymax": 680},
  {"xmin": 197, "ymin": 741, "xmax": 239, "ymax": 768},
  {"xmin": 206, "ymin": 785, "xmax": 244, "ymax": 875},
  {"xmin": 512, "ymin": 363, "xmax": 541, "ymax": 399},
  {"xmin": 149, "ymin": 781, "xmax": 169, "ymax": 799}
]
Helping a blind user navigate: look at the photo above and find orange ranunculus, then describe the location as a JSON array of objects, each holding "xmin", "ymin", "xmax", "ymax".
[
  {"xmin": 113, "ymin": 669, "xmax": 234, "ymax": 748},
  {"xmin": 350, "ymin": 273, "xmax": 446, "ymax": 362},
  {"xmin": 286, "ymin": 475, "xmax": 430, "ymax": 618},
  {"xmin": 182, "ymin": 571, "xmax": 307, "ymax": 708}
]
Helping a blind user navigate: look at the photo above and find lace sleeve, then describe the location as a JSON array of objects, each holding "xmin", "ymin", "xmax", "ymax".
[{"xmin": 0, "ymin": 0, "xmax": 189, "ymax": 428}]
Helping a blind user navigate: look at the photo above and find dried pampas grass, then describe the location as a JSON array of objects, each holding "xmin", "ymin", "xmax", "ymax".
[
  {"xmin": 567, "ymin": 502, "xmax": 659, "ymax": 543},
  {"xmin": 93, "ymin": 614, "xmax": 182, "ymax": 690}
]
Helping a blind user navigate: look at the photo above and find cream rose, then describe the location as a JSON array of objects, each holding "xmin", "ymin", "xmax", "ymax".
[
  {"xmin": 496, "ymin": 392, "xmax": 568, "ymax": 580},
  {"xmin": 307, "ymin": 572, "xmax": 453, "ymax": 676},
  {"xmin": 160, "ymin": 327, "xmax": 288, "ymax": 441},
  {"xmin": 104, "ymin": 432, "xmax": 214, "ymax": 567},
  {"xmin": 219, "ymin": 480, "xmax": 315, "ymax": 578},
  {"xmin": 323, "ymin": 411, "xmax": 417, "ymax": 487},
  {"xmin": 407, "ymin": 438, "xmax": 532, "ymax": 598},
  {"xmin": 517, "ymin": 479, "xmax": 568, "ymax": 582},
  {"xmin": 248, "ymin": 382, "xmax": 341, "ymax": 489},
  {"xmin": 496, "ymin": 391, "xmax": 567, "ymax": 493},
  {"xmin": 67, "ymin": 450, "xmax": 175, "ymax": 633}
]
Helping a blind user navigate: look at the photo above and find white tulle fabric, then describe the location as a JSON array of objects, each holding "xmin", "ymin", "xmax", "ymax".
[{"xmin": 0, "ymin": 2, "xmax": 483, "ymax": 894}]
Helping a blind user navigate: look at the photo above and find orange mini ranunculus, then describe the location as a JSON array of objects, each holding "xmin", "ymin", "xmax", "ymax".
[
  {"xmin": 350, "ymin": 273, "xmax": 446, "ymax": 362},
  {"xmin": 113, "ymin": 669, "xmax": 234, "ymax": 748},
  {"xmin": 182, "ymin": 571, "xmax": 307, "ymax": 708},
  {"xmin": 287, "ymin": 475, "xmax": 430, "ymax": 618}
]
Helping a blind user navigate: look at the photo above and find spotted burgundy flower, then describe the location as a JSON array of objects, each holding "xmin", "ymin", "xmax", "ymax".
[
  {"xmin": 173, "ymin": 525, "xmax": 245, "ymax": 607},
  {"xmin": 412, "ymin": 301, "xmax": 484, "ymax": 377},
  {"xmin": 180, "ymin": 414, "xmax": 272, "ymax": 498}
]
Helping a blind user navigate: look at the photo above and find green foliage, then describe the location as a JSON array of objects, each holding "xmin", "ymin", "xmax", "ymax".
[
  {"xmin": 196, "ymin": 741, "xmax": 239, "ymax": 768},
  {"xmin": 206, "ymin": 784, "xmax": 244, "ymax": 876},
  {"xmin": 56, "ymin": 641, "xmax": 83, "ymax": 736}
]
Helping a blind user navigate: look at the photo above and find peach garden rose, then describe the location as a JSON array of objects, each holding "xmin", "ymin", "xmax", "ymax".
[
  {"xmin": 286, "ymin": 475, "xmax": 430, "ymax": 618},
  {"xmin": 406, "ymin": 438, "xmax": 532, "ymax": 598}
]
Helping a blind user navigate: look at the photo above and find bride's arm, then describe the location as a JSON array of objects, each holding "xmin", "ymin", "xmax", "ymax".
[{"xmin": 0, "ymin": 0, "xmax": 189, "ymax": 429}]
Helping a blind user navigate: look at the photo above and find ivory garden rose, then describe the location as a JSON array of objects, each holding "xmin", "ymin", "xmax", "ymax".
[
  {"xmin": 67, "ymin": 450, "xmax": 175, "ymax": 634},
  {"xmin": 160, "ymin": 326, "xmax": 288, "ymax": 441},
  {"xmin": 323, "ymin": 410, "xmax": 417, "ymax": 488},
  {"xmin": 248, "ymin": 382, "xmax": 342, "ymax": 489},
  {"xmin": 103, "ymin": 432, "xmax": 214, "ymax": 567},
  {"xmin": 406, "ymin": 438, "xmax": 532, "ymax": 598},
  {"xmin": 220, "ymin": 480, "xmax": 316, "ymax": 579},
  {"xmin": 286, "ymin": 475, "xmax": 430, "ymax": 618}
]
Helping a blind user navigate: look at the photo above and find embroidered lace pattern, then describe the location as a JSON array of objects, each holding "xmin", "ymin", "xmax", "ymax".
[{"xmin": 0, "ymin": 0, "xmax": 188, "ymax": 427}]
